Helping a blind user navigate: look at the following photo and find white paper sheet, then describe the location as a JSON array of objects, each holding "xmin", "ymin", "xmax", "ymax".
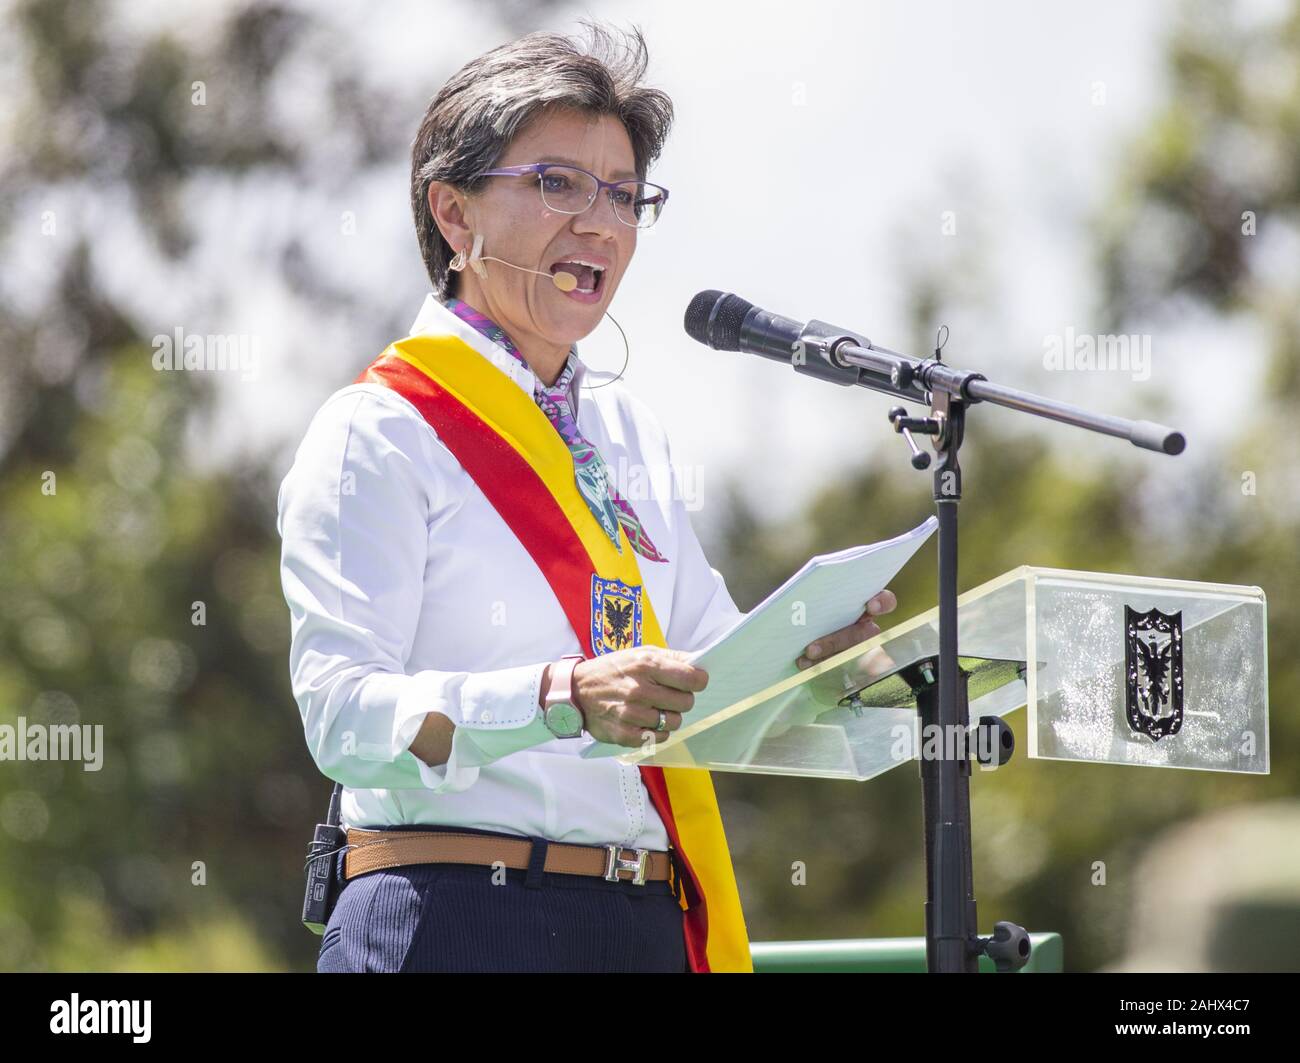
[{"xmin": 579, "ymin": 514, "xmax": 938, "ymax": 759}]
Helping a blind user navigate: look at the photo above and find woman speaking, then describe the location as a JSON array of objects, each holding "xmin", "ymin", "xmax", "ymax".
[{"xmin": 277, "ymin": 20, "xmax": 895, "ymax": 973}]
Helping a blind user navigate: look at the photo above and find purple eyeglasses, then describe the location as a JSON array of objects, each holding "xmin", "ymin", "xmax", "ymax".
[{"xmin": 474, "ymin": 162, "xmax": 669, "ymax": 229}]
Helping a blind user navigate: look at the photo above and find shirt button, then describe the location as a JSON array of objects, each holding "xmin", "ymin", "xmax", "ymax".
[{"xmin": 480, "ymin": 710, "xmax": 493, "ymax": 723}]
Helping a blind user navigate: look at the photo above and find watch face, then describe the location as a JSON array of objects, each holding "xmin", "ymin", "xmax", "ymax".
[{"xmin": 545, "ymin": 701, "xmax": 584, "ymax": 737}]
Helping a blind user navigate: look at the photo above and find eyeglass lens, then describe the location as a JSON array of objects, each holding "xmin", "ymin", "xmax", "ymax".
[{"xmin": 537, "ymin": 166, "xmax": 664, "ymax": 228}]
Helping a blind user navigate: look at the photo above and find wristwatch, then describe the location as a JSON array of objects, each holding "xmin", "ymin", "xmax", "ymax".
[{"xmin": 541, "ymin": 654, "xmax": 587, "ymax": 738}]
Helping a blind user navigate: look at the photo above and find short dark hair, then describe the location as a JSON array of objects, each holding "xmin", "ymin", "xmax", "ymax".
[{"xmin": 410, "ymin": 20, "xmax": 674, "ymax": 300}]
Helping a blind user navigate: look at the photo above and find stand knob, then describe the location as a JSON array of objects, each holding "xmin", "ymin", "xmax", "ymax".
[
  {"xmin": 974, "ymin": 715, "xmax": 1015, "ymax": 767},
  {"xmin": 888, "ymin": 406, "xmax": 932, "ymax": 469},
  {"xmin": 979, "ymin": 921, "xmax": 1032, "ymax": 972}
]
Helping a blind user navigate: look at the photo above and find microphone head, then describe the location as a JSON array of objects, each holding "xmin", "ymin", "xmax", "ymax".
[
  {"xmin": 551, "ymin": 269, "xmax": 577, "ymax": 292},
  {"xmin": 684, "ymin": 290, "xmax": 753, "ymax": 350}
]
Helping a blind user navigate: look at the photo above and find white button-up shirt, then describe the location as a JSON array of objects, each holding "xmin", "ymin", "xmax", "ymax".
[{"xmin": 276, "ymin": 294, "xmax": 745, "ymax": 848}]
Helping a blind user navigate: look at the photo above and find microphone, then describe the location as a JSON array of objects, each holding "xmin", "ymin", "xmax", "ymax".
[
  {"xmin": 685, "ymin": 289, "xmax": 1186, "ymax": 454},
  {"xmin": 684, "ymin": 289, "xmax": 932, "ymax": 400},
  {"xmin": 454, "ymin": 232, "xmax": 633, "ymax": 385},
  {"xmin": 461, "ymin": 232, "xmax": 578, "ymax": 291},
  {"xmin": 684, "ymin": 290, "xmax": 804, "ymax": 363}
]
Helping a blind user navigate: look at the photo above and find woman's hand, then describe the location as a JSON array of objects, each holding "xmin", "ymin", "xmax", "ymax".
[
  {"xmin": 569, "ymin": 647, "xmax": 708, "ymax": 748},
  {"xmin": 794, "ymin": 588, "xmax": 898, "ymax": 670}
]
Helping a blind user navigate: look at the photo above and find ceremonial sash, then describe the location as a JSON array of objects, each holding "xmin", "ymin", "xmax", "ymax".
[{"xmin": 354, "ymin": 332, "xmax": 753, "ymax": 973}]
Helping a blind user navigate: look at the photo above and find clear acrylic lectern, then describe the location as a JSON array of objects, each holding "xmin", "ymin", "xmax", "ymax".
[{"xmin": 607, "ymin": 567, "xmax": 1268, "ymax": 780}]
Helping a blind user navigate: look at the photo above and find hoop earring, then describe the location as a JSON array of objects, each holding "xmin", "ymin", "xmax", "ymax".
[{"xmin": 448, "ymin": 233, "xmax": 486, "ymax": 278}]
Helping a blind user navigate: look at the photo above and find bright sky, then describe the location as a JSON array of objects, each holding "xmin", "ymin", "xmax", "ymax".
[{"xmin": 21, "ymin": 0, "xmax": 1282, "ymax": 531}]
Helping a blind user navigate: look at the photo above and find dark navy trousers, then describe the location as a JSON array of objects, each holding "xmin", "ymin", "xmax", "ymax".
[{"xmin": 316, "ymin": 824, "xmax": 688, "ymax": 973}]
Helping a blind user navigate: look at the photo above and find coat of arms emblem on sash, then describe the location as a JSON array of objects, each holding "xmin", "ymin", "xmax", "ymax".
[{"xmin": 591, "ymin": 574, "xmax": 644, "ymax": 655}]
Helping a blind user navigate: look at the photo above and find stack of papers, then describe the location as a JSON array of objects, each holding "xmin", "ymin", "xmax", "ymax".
[{"xmin": 580, "ymin": 514, "xmax": 938, "ymax": 759}]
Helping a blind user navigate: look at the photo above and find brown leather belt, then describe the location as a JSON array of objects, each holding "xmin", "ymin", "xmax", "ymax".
[{"xmin": 343, "ymin": 827, "xmax": 675, "ymax": 887}]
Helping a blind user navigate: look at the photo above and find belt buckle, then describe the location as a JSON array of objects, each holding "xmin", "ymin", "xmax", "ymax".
[{"xmin": 603, "ymin": 844, "xmax": 649, "ymax": 885}]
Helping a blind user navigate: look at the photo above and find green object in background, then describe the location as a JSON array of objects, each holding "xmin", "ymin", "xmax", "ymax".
[{"xmin": 751, "ymin": 933, "xmax": 1064, "ymax": 972}]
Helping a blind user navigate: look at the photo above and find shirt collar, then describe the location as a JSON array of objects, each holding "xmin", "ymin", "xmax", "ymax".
[{"xmin": 407, "ymin": 293, "xmax": 589, "ymax": 407}]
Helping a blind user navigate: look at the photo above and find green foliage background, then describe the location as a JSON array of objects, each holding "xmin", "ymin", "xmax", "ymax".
[{"xmin": 0, "ymin": 1, "xmax": 1295, "ymax": 971}]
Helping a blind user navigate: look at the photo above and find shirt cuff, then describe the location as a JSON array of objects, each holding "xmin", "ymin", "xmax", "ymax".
[{"xmin": 393, "ymin": 661, "xmax": 556, "ymax": 794}]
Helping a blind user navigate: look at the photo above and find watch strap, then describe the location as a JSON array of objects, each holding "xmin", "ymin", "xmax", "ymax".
[{"xmin": 545, "ymin": 654, "xmax": 584, "ymax": 711}]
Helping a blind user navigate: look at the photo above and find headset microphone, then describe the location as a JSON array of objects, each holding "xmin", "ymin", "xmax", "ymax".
[
  {"xmin": 462, "ymin": 232, "xmax": 579, "ymax": 291},
  {"xmin": 448, "ymin": 232, "xmax": 627, "ymax": 388}
]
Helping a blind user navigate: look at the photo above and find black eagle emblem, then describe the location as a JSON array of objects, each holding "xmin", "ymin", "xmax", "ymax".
[
  {"xmin": 1124, "ymin": 605, "xmax": 1184, "ymax": 741},
  {"xmin": 604, "ymin": 597, "xmax": 634, "ymax": 649},
  {"xmin": 1134, "ymin": 634, "xmax": 1173, "ymax": 718}
]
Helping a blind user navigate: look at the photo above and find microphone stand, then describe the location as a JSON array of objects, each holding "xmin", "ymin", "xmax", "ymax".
[{"xmin": 789, "ymin": 320, "xmax": 1184, "ymax": 973}]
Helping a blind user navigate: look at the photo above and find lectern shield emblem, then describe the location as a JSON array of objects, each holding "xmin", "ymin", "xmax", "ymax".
[
  {"xmin": 591, "ymin": 574, "xmax": 643, "ymax": 656},
  {"xmin": 1124, "ymin": 605, "xmax": 1184, "ymax": 741}
]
